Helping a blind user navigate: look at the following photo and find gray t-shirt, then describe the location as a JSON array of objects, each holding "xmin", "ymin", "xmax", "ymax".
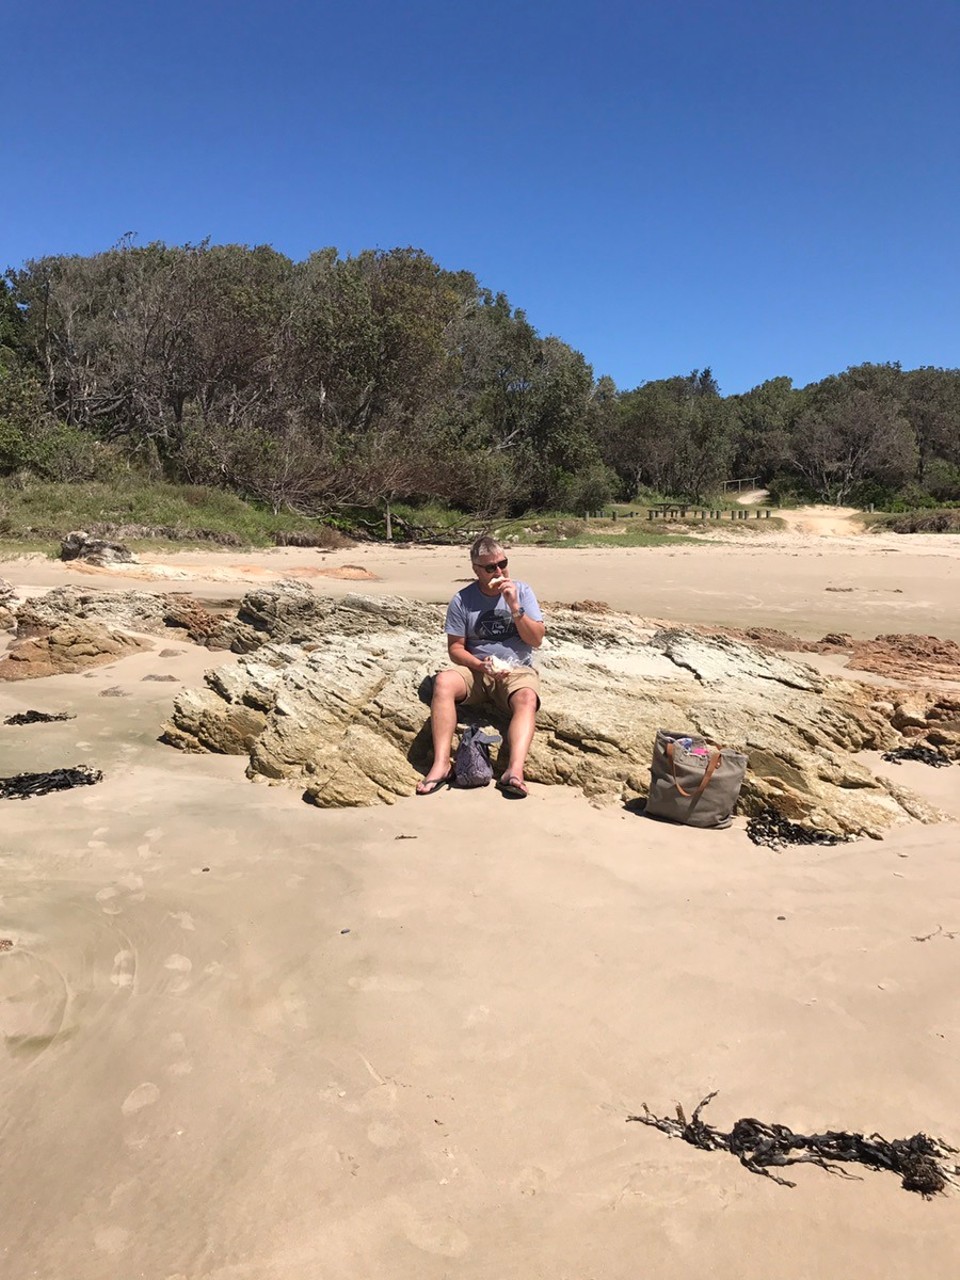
[{"xmin": 445, "ymin": 581, "xmax": 543, "ymax": 667}]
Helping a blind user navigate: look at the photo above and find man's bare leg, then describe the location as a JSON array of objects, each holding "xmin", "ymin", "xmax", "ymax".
[
  {"xmin": 416, "ymin": 670, "xmax": 466, "ymax": 792},
  {"xmin": 502, "ymin": 687, "xmax": 538, "ymax": 790}
]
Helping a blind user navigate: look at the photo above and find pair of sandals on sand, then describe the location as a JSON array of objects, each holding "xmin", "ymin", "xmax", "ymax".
[{"xmin": 416, "ymin": 773, "xmax": 528, "ymax": 799}]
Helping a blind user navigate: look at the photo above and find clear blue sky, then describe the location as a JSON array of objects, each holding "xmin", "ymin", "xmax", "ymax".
[{"xmin": 3, "ymin": 0, "xmax": 958, "ymax": 394}]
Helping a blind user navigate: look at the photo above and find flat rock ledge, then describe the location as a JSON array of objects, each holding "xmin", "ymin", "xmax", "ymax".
[
  {"xmin": 0, "ymin": 621, "xmax": 150, "ymax": 679},
  {"xmin": 156, "ymin": 586, "xmax": 940, "ymax": 835}
]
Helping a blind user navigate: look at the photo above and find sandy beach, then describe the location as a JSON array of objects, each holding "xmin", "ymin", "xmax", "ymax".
[
  {"xmin": 5, "ymin": 522, "xmax": 959, "ymax": 640},
  {"xmin": 2, "ymin": 529, "xmax": 960, "ymax": 1279}
]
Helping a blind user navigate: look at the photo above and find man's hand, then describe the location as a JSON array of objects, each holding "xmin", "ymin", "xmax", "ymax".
[
  {"xmin": 500, "ymin": 578, "xmax": 520, "ymax": 613},
  {"xmin": 480, "ymin": 656, "xmax": 509, "ymax": 681}
]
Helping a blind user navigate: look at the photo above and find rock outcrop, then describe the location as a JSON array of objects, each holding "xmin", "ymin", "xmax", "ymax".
[
  {"xmin": 14, "ymin": 586, "xmax": 225, "ymax": 646},
  {"xmin": 161, "ymin": 590, "xmax": 940, "ymax": 834},
  {"xmin": 886, "ymin": 693, "xmax": 960, "ymax": 759},
  {"xmin": 841, "ymin": 634, "xmax": 960, "ymax": 683},
  {"xmin": 9, "ymin": 579, "xmax": 951, "ymax": 827},
  {"xmin": 61, "ymin": 530, "xmax": 136, "ymax": 566},
  {"xmin": 213, "ymin": 580, "xmax": 355, "ymax": 652},
  {"xmin": 714, "ymin": 624, "xmax": 960, "ymax": 684},
  {"xmin": 0, "ymin": 578, "xmax": 16, "ymax": 633},
  {"xmin": 0, "ymin": 621, "xmax": 150, "ymax": 680}
]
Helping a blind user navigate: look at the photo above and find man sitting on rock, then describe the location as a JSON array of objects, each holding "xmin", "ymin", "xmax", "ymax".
[{"xmin": 417, "ymin": 536, "xmax": 546, "ymax": 798}]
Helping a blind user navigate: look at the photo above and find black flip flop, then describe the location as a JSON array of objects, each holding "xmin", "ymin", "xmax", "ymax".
[
  {"xmin": 497, "ymin": 774, "xmax": 529, "ymax": 799},
  {"xmin": 416, "ymin": 772, "xmax": 452, "ymax": 797}
]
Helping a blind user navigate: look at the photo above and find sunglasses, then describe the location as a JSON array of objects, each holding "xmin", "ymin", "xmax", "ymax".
[{"xmin": 475, "ymin": 558, "xmax": 508, "ymax": 573}]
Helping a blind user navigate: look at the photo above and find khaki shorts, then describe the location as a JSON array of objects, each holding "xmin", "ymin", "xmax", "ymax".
[{"xmin": 448, "ymin": 665, "xmax": 541, "ymax": 715}]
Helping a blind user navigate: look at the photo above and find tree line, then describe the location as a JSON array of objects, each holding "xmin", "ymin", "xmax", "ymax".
[{"xmin": 2, "ymin": 240, "xmax": 958, "ymax": 516}]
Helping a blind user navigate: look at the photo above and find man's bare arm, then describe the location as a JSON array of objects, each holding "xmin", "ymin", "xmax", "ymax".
[
  {"xmin": 513, "ymin": 614, "xmax": 545, "ymax": 648},
  {"xmin": 448, "ymin": 635, "xmax": 487, "ymax": 672},
  {"xmin": 498, "ymin": 579, "xmax": 545, "ymax": 647}
]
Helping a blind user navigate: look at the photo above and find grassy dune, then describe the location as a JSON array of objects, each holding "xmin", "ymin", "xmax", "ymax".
[
  {"xmin": 0, "ymin": 480, "xmax": 792, "ymax": 562},
  {"xmin": 0, "ymin": 479, "xmax": 343, "ymax": 556}
]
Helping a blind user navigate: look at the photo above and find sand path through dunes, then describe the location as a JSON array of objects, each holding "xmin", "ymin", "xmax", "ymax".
[
  {"xmin": 736, "ymin": 490, "xmax": 864, "ymax": 537},
  {"xmin": 1, "ymin": 651, "xmax": 959, "ymax": 1278},
  {"xmin": 774, "ymin": 504, "xmax": 866, "ymax": 537}
]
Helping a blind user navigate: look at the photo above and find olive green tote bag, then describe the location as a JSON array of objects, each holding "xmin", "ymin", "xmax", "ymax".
[{"xmin": 645, "ymin": 728, "xmax": 748, "ymax": 829}]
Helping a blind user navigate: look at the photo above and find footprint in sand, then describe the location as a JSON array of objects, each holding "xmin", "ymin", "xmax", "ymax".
[
  {"xmin": 95, "ymin": 874, "xmax": 146, "ymax": 916},
  {"xmin": 135, "ymin": 828, "xmax": 165, "ymax": 860},
  {"xmin": 162, "ymin": 1030, "xmax": 193, "ymax": 1078},
  {"xmin": 95, "ymin": 887, "xmax": 122, "ymax": 915},
  {"xmin": 348, "ymin": 975, "xmax": 423, "ymax": 993},
  {"xmin": 462, "ymin": 1004, "xmax": 490, "ymax": 1028},
  {"xmin": 108, "ymin": 1179, "xmax": 139, "ymax": 1209},
  {"xmin": 111, "ymin": 950, "xmax": 136, "ymax": 989},
  {"xmin": 94, "ymin": 1226, "xmax": 130, "ymax": 1255},
  {"xmin": 0, "ymin": 948, "xmax": 68, "ymax": 1054},
  {"xmin": 163, "ymin": 954, "xmax": 193, "ymax": 994},
  {"xmin": 513, "ymin": 1166, "xmax": 547, "ymax": 1197},
  {"xmin": 121, "ymin": 1082, "xmax": 160, "ymax": 1115},
  {"xmin": 367, "ymin": 1120, "xmax": 405, "ymax": 1148},
  {"xmin": 392, "ymin": 1200, "xmax": 470, "ymax": 1259}
]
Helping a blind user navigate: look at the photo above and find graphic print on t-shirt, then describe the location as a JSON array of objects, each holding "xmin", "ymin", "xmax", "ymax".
[{"xmin": 475, "ymin": 608, "xmax": 516, "ymax": 642}]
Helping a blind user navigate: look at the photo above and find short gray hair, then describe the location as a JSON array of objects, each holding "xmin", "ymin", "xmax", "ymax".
[{"xmin": 470, "ymin": 535, "xmax": 503, "ymax": 563}]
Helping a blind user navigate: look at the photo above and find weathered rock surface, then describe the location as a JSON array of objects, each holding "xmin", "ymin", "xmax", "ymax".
[
  {"xmin": 212, "ymin": 579, "xmax": 403, "ymax": 653},
  {"xmin": 15, "ymin": 586, "xmax": 225, "ymax": 646},
  {"xmin": 61, "ymin": 530, "xmax": 136, "ymax": 566},
  {"xmin": 160, "ymin": 590, "xmax": 940, "ymax": 833},
  {"xmin": 848, "ymin": 634, "xmax": 960, "ymax": 683},
  {"xmin": 888, "ymin": 694, "xmax": 960, "ymax": 759},
  {"xmin": 0, "ymin": 577, "xmax": 17, "ymax": 632},
  {"xmin": 714, "ymin": 624, "xmax": 960, "ymax": 683},
  {"xmin": 0, "ymin": 621, "xmax": 150, "ymax": 680}
]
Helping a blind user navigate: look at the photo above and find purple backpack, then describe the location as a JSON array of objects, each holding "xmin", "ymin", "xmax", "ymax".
[{"xmin": 454, "ymin": 727, "xmax": 502, "ymax": 788}]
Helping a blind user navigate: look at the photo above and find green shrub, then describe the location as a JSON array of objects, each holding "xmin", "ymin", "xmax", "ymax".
[
  {"xmin": 873, "ymin": 509, "xmax": 960, "ymax": 533},
  {"xmin": 549, "ymin": 462, "xmax": 619, "ymax": 516},
  {"xmin": 0, "ymin": 477, "xmax": 350, "ymax": 547},
  {"xmin": 922, "ymin": 459, "xmax": 960, "ymax": 503}
]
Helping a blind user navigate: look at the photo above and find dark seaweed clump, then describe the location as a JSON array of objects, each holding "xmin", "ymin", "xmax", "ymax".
[
  {"xmin": 629, "ymin": 1093, "xmax": 959, "ymax": 1197},
  {"xmin": 881, "ymin": 745, "xmax": 953, "ymax": 768},
  {"xmin": 4, "ymin": 710, "xmax": 76, "ymax": 726},
  {"xmin": 0, "ymin": 766, "xmax": 103, "ymax": 799},
  {"xmin": 746, "ymin": 808, "xmax": 851, "ymax": 849}
]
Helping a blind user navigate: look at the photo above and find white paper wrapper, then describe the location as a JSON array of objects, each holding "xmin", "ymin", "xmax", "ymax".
[{"xmin": 486, "ymin": 655, "xmax": 518, "ymax": 673}]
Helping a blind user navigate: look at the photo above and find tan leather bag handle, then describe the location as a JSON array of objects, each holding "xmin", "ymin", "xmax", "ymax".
[{"xmin": 665, "ymin": 741, "xmax": 722, "ymax": 799}]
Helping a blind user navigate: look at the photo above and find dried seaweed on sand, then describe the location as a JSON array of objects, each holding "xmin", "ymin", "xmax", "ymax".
[
  {"xmin": 0, "ymin": 766, "xmax": 103, "ymax": 799},
  {"xmin": 881, "ymin": 745, "xmax": 953, "ymax": 768},
  {"xmin": 4, "ymin": 710, "xmax": 76, "ymax": 726},
  {"xmin": 746, "ymin": 808, "xmax": 852, "ymax": 849},
  {"xmin": 629, "ymin": 1093, "xmax": 960, "ymax": 1197}
]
